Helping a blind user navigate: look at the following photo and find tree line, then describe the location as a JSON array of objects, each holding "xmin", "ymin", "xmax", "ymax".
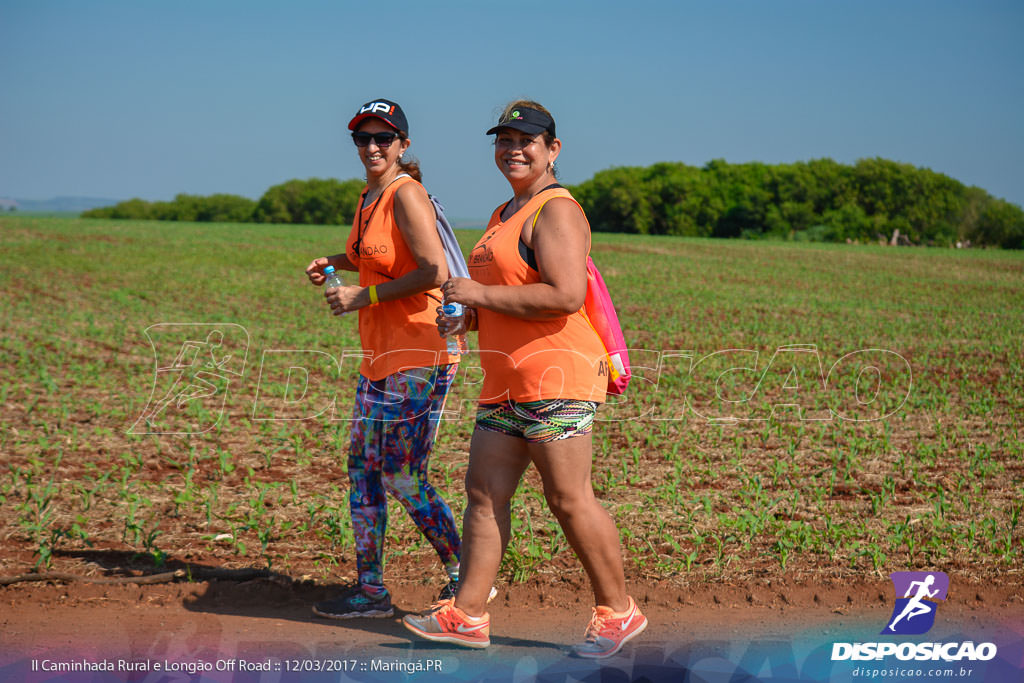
[
  {"xmin": 83, "ymin": 178, "xmax": 364, "ymax": 226},
  {"xmin": 568, "ymin": 158, "xmax": 1023, "ymax": 248},
  {"xmin": 83, "ymin": 159, "xmax": 1023, "ymax": 248}
]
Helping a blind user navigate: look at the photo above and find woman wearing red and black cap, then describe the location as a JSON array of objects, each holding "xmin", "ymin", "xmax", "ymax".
[
  {"xmin": 304, "ymin": 98, "xmax": 463, "ymax": 618},
  {"xmin": 403, "ymin": 100, "xmax": 647, "ymax": 658}
]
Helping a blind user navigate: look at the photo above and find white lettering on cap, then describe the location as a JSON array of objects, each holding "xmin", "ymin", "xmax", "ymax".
[{"xmin": 360, "ymin": 102, "xmax": 393, "ymax": 115}]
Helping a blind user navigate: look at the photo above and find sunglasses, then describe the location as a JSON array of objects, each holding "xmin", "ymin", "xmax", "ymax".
[{"xmin": 352, "ymin": 131, "xmax": 400, "ymax": 148}]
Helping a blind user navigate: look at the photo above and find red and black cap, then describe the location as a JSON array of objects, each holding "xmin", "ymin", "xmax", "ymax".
[
  {"xmin": 486, "ymin": 106, "xmax": 556, "ymax": 137},
  {"xmin": 348, "ymin": 98, "xmax": 408, "ymax": 133}
]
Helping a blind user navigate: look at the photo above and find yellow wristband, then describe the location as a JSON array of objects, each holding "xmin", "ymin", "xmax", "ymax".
[{"xmin": 368, "ymin": 285, "xmax": 379, "ymax": 306}]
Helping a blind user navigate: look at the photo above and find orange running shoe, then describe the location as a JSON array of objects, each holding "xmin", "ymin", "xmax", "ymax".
[
  {"xmin": 402, "ymin": 598, "xmax": 491, "ymax": 649},
  {"xmin": 571, "ymin": 596, "xmax": 647, "ymax": 658}
]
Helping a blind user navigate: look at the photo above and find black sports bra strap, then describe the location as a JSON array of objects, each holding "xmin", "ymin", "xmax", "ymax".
[{"xmin": 499, "ymin": 183, "xmax": 565, "ymax": 223}]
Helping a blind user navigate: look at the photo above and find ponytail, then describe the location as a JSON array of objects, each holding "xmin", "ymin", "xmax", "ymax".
[
  {"xmin": 398, "ymin": 156, "xmax": 422, "ymax": 182},
  {"xmin": 397, "ymin": 133, "xmax": 422, "ymax": 182}
]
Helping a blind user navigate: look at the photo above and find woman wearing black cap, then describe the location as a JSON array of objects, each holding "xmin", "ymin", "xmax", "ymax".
[
  {"xmin": 304, "ymin": 98, "xmax": 463, "ymax": 619},
  {"xmin": 403, "ymin": 100, "xmax": 646, "ymax": 658}
]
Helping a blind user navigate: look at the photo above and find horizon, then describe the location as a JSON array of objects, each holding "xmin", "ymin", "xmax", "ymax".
[
  {"xmin": 2, "ymin": 1, "xmax": 1023, "ymax": 218},
  {"xmin": 9, "ymin": 150, "xmax": 1024, "ymax": 222}
]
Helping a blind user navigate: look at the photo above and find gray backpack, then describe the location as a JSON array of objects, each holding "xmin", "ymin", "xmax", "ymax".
[
  {"xmin": 387, "ymin": 173, "xmax": 469, "ymax": 279},
  {"xmin": 429, "ymin": 194, "xmax": 470, "ymax": 279}
]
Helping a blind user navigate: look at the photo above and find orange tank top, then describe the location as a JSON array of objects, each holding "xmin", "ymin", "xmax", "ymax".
[
  {"xmin": 344, "ymin": 175, "xmax": 456, "ymax": 380},
  {"xmin": 469, "ymin": 187, "xmax": 606, "ymax": 403}
]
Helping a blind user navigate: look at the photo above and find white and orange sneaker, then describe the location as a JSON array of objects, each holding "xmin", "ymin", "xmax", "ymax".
[
  {"xmin": 402, "ymin": 598, "xmax": 491, "ymax": 649},
  {"xmin": 571, "ymin": 595, "xmax": 647, "ymax": 658}
]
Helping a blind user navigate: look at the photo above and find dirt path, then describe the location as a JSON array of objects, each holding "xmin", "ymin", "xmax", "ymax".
[{"xmin": 2, "ymin": 577, "xmax": 1022, "ymax": 681}]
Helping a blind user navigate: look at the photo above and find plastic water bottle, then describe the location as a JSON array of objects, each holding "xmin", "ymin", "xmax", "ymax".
[
  {"xmin": 442, "ymin": 302, "xmax": 468, "ymax": 355},
  {"xmin": 323, "ymin": 265, "xmax": 346, "ymax": 289},
  {"xmin": 322, "ymin": 265, "xmax": 348, "ymax": 316}
]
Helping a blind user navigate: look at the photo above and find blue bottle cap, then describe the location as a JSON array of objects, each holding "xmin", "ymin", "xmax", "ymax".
[{"xmin": 323, "ymin": 265, "xmax": 335, "ymax": 275}]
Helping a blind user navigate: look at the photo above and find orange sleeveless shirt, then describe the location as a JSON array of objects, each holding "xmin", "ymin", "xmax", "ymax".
[
  {"xmin": 344, "ymin": 176, "xmax": 456, "ymax": 380},
  {"xmin": 469, "ymin": 187, "xmax": 607, "ymax": 403}
]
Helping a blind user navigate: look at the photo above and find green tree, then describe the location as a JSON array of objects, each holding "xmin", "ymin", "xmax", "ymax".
[
  {"xmin": 82, "ymin": 198, "xmax": 153, "ymax": 220},
  {"xmin": 195, "ymin": 194, "xmax": 256, "ymax": 222},
  {"xmin": 570, "ymin": 167, "xmax": 654, "ymax": 234},
  {"xmin": 570, "ymin": 156, "xmax": 1022, "ymax": 248},
  {"xmin": 973, "ymin": 199, "xmax": 1024, "ymax": 249},
  {"xmin": 253, "ymin": 178, "xmax": 363, "ymax": 225},
  {"xmin": 84, "ymin": 180, "xmax": 364, "ymax": 226}
]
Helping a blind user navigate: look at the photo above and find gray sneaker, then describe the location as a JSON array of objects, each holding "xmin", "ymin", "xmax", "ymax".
[
  {"xmin": 437, "ymin": 579, "xmax": 498, "ymax": 603},
  {"xmin": 437, "ymin": 580, "xmax": 458, "ymax": 601},
  {"xmin": 313, "ymin": 586, "xmax": 393, "ymax": 619}
]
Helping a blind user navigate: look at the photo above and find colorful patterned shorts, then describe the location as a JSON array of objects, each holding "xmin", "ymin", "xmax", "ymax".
[{"xmin": 475, "ymin": 398, "xmax": 598, "ymax": 443}]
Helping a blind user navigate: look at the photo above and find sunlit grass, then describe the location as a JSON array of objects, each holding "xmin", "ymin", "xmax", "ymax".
[{"xmin": 1, "ymin": 215, "xmax": 1021, "ymax": 583}]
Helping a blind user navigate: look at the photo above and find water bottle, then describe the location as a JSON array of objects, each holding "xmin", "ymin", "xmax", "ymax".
[
  {"xmin": 323, "ymin": 265, "xmax": 346, "ymax": 289},
  {"xmin": 442, "ymin": 302, "xmax": 468, "ymax": 355},
  {"xmin": 322, "ymin": 265, "xmax": 348, "ymax": 316}
]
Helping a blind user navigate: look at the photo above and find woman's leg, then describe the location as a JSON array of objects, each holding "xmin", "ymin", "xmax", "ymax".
[
  {"xmin": 347, "ymin": 375, "xmax": 388, "ymax": 589},
  {"xmin": 380, "ymin": 365, "xmax": 461, "ymax": 577},
  {"xmin": 454, "ymin": 427, "xmax": 531, "ymax": 617},
  {"xmin": 312, "ymin": 374, "xmax": 397, "ymax": 618},
  {"xmin": 528, "ymin": 433, "xmax": 629, "ymax": 612}
]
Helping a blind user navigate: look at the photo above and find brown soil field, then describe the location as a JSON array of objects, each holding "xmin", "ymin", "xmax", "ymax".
[
  {"xmin": 2, "ymin": 220, "xmax": 1022, "ymax": 680},
  {"xmin": 2, "ymin": 558, "xmax": 1023, "ymax": 681}
]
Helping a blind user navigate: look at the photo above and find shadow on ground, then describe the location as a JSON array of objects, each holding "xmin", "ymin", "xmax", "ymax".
[{"xmin": 52, "ymin": 549, "xmax": 561, "ymax": 655}]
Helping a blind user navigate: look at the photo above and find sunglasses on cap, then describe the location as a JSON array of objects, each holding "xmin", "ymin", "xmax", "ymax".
[{"xmin": 351, "ymin": 131, "xmax": 400, "ymax": 148}]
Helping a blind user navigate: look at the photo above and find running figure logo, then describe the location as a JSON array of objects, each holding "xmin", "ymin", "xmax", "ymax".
[
  {"xmin": 882, "ymin": 571, "xmax": 949, "ymax": 635},
  {"xmin": 129, "ymin": 323, "xmax": 249, "ymax": 435}
]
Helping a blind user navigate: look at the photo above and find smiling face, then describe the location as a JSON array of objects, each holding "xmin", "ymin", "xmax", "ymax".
[
  {"xmin": 493, "ymin": 127, "xmax": 560, "ymax": 191},
  {"xmin": 355, "ymin": 117, "xmax": 410, "ymax": 181}
]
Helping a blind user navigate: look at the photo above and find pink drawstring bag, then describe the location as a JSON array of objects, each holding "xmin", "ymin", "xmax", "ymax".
[
  {"xmin": 531, "ymin": 190, "xmax": 632, "ymax": 396},
  {"xmin": 583, "ymin": 256, "xmax": 631, "ymax": 395}
]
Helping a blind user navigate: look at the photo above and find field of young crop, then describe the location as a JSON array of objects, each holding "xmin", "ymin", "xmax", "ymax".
[{"xmin": 1, "ymin": 215, "xmax": 1021, "ymax": 591}]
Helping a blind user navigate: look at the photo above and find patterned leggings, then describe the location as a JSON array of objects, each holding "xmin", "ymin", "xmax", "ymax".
[{"xmin": 347, "ymin": 364, "xmax": 461, "ymax": 588}]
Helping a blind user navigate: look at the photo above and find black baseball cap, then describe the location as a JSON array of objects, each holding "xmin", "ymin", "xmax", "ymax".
[
  {"xmin": 348, "ymin": 98, "xmax": 408, "ymax": 133},
  {"xmin": 486, "ymin": 106, "xmax": 556, "ymax": 137}
]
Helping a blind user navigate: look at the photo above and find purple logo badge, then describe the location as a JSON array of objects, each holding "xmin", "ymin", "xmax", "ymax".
[{"xmin": 882, "ymin": 571, "xmax": 949, "ymax": 635}]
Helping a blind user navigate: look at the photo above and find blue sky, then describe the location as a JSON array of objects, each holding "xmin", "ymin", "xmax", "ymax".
[{"xmin": 2, "ymin": 0, "xmax": 1022, "ymax": 219}]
